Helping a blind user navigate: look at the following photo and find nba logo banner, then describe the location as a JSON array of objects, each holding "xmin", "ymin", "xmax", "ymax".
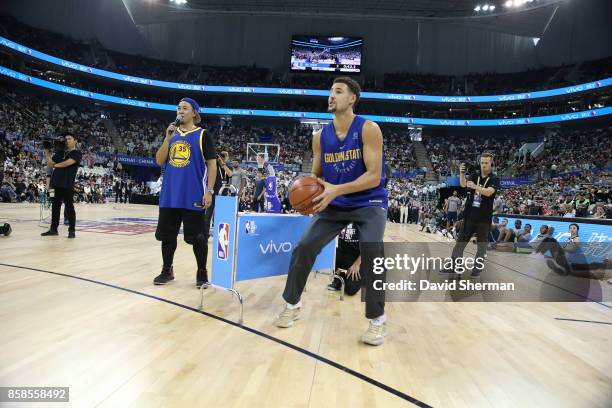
[
  {"xmin": 217, "ymin": 223, "xmax": 230, "ymax": 261},
  {"xmin": 211, "ymin": 196, "xmax": 239, "ymax": 289}
]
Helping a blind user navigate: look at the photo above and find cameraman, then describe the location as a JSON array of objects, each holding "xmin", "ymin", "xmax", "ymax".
[
  {"xmin": 446, "ymin": 152, "xmax": 500, "ymax": 278},
  {"xmin": 41, "ymin": 132, "xmax": 82, "ymax": 238},
  {"xmin": 217, "ymin": 151, "xmax": 233, "ymax": 194}
]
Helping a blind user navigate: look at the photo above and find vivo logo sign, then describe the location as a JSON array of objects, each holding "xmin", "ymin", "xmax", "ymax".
[
  {"xmin": 565, "ymin": 86, "xmax": 584, "ymax": 93},
  {"xmin": 259, "ymin": 240, "xmax": 294, "ymax": 254},
  {"xmin": 442, "ymin": 97, "xmax": 469, "ymax": 102},
  {"xmin": 561, "ymin": 114, "xmax": 580, "ymax": 120}
]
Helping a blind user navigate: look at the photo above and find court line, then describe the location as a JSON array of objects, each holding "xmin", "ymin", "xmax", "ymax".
[
  {"xmin": 408, "ymin": 228, "xmax": 612, "ymax": 310},
  {"xmin": 554, "ymin": 318, "xmax": 612, "ymax": 325},
  {"xmin": 0, "ymin": 262, "xmax": 432, "ymax": 408}
]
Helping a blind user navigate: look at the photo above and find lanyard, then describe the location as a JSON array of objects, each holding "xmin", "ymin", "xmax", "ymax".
[{"xmin": 476, "ymin": 176, "xmax": 489, "ymax": 189}]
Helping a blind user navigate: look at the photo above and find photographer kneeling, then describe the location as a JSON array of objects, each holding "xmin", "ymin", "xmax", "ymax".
[{"xmin": 41, "ymin": 132, "xmax": 82, "ymax": 238}]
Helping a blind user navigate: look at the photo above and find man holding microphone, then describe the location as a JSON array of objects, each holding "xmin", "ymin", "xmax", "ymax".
[
  {"xmin": 153, "ymin": 98, "xmax": 217, "ymax": 288},
  {"xmin": 447, "ymin": 152, "xmax": 500, "ymax": 278}
]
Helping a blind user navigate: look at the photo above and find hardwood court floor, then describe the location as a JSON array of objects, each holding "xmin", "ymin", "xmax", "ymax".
[{"xmin": 0, "ymin": 203, "xmax": 610, "ymax": 407}]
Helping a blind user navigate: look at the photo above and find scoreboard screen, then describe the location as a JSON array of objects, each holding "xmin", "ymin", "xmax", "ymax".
[{"xmin": 290, "ymin": 36, "xmax": 362, "ymax": 73}]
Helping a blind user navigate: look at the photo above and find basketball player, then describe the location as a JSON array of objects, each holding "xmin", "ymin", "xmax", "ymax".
[
  {"xmin": 153, "ymin": 98, "xmax": 217, "ymax": 288},
  {"xmin": 264, "ymin": 164, "xmax": 282, "ymax": 213},
  {"xmin": 274, "ymin": 77, "xmax": 389, "ymax": 346}
]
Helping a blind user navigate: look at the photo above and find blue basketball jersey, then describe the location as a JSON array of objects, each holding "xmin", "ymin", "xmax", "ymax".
[
  {"xmin": 264, "ymin": 175, "xmax": 281, "ymax": 213},
  {"xmin": 320, "ymin": 116, "xmax": 388, "ymax": 208},
  {"xmin": 159, "ymin": 127, "xmax": 207, "ymax": 211},
  {"xmin": 265, "ymin": 175, "xmax": 277, "ymax": 197}
]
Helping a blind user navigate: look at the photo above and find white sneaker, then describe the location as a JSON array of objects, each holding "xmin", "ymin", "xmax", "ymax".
[
  {"xmin": 361, "ymin": 322, "xmax": 386, "ymax": 346},
  {"xmin": 274, "ymin": 306, "xmax": 300, "ymax": 328}
]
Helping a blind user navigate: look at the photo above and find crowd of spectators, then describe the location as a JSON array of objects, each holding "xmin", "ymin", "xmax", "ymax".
[
  {"xmin": 1, "ymin": 16, "xmax": 611, "ymax": 97},
  {"xmin": 423, "ymin": 134, "xmax": 530, "ymax": 177},
  {"xmin": 2, "ymin": 84, "xmax": 610, "ymax": 224},
  {"xmin": 512, "ymin": 128, "xmax": 611, "ymax": 178}
]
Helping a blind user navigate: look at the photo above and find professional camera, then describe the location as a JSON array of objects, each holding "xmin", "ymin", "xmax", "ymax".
[
  {"xmin": 461, "ymin": 162, "xmax": 475, "ymax": 175},
  {"xmin": 42, "ymin": 137, "xmax": 65, "ymax": 152}
]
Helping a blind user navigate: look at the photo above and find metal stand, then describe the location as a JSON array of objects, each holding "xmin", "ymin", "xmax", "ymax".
[
  {"xmin": 198, "ymin": 283, "xmax": 244, "ymax": 325},
  {"xmin": 314, "ymin": 268, "xmax": 345, "ymax": 301},
  {"xmin": 39, "ymin": 190, "xmax": 52, "ymax": 228}
]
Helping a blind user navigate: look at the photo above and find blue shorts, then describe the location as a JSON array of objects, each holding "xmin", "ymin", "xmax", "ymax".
[{"xmin": 447, "ymin": 211, "xmax": 458, "ymax": 222}]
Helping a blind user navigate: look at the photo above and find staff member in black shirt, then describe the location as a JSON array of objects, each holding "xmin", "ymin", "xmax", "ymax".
[
  {"xmin": 448, "ymin": 152, "xmax": 500, "ymax": 277},
  {"xmin": 328, "ymin": 223, "xmax": 362, "ymax": 295},
  {"xmin": 41, "ymin": 132, "xmax": 82, "ymax": 238},
  {"xmin": 203, "ymin": 151, "xmax": 233, "ymax": 237}
]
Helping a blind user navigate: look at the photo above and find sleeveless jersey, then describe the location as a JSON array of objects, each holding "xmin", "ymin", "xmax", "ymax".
[
  {"xmin": 264, "ymin": 175, "xmax": 281, "ymax": 213},
  {"xmin": 159, "ymin": 127, "xmax": 207, "ymax": 211},
  {"xmin": 320, "ymin": 115, "xmax": 388, "ymax": 208}
]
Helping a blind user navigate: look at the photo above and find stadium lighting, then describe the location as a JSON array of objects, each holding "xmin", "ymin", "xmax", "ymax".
[
  {"xmin": 505, "ymin": 0, "xmax": 514, "ymax": 7},
  {"xmin": 474, "ymin": 4, "xmax": 496, "ymax": 13}
]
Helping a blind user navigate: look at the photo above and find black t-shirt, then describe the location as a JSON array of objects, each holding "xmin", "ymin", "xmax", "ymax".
[
  {"xmin": 214, "ymin": 160, "xmax": 227, "ymax": 193},
  {"xmin": 50, "ymin": 149, "xmax": 82, "ymax": 189},
  {"xmin": 336, "ymin": 223, "xmax": 360, "ymax": 269},
  {"xmin": 200, "ymin": 129, "xmax": 217, "ymax": 190},
  {"xmin": 463, "ymin": 171, "xmax": 500, "ymax": 224},
  {"xmin": 15, "ymin": 182, "xmax": 26, "ymax": 194}
]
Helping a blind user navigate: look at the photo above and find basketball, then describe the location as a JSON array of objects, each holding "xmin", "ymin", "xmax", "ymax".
[{"xmin": 288, "ymin": 176, "xmax": 324, "ymax": 214}]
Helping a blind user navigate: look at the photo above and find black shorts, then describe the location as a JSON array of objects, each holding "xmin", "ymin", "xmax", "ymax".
[{"xmin": 155, "ymin": 207, "xmax": 205, "ymax": 244}]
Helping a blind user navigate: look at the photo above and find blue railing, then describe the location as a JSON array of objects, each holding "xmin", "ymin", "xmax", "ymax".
[{"xmin": 2, "ymin": 65, "xmax": 611, "ymax": 127}]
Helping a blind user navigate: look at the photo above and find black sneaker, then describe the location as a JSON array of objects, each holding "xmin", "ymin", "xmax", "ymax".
[
  {"xmin": 470, "ymin": 268, "xmax": 482, "ymax": 278},
  {"xmin": 41, "ymin": 230, "xmax": 59, "ymax": 236},
  {"xmin": 327, "ymin": 277, "xmax": 342, "ymax": 291},
  {"xmin": 439, "ymin": 267, "xmax": 456, "ymax": 275},
  {"xmin": 196, "ymin": 268, "xmax": 209, "ymax": 289},
  {"xmin": 68, "ymin": 231, "xmax": 76, "ymax": 239},
  {"xmin": 2, "ymin": 223, "xmax": 11, "ymax": 236},
  {"xmin": 153, "ymin": 266, "xmax": 174, "ymax": 285}
]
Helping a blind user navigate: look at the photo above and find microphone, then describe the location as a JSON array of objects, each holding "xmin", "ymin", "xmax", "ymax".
[{"xmin": 173, "ymin": 115, "xmax": 182, "ymax": 126}]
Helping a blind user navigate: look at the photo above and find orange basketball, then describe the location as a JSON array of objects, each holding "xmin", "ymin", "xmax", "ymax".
[{"xmin": 289, "ymin": 176, "xmax": 323, "ymax": 215}]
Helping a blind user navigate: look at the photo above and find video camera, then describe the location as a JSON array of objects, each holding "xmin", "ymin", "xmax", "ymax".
[{"xmin": 42, "ymin": 137, "xmax": 65, "ymax": 152}]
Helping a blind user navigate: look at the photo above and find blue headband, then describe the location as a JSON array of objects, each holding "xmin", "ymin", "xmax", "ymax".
[{"xmin": 180, "ymin": 97, "xmax": 200, "ymax": 113}]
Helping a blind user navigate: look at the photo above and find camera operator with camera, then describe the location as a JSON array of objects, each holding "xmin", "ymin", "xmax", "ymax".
[
  {"xmin": 41, "ymin": 132, "xmax": 82, "ymax": 238},
  {"xmin": 444, "ymin": 152, "xmax": 500, "ymax": 278}
]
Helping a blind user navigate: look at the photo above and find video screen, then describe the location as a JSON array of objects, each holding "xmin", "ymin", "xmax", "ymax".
[{"xmin": 290, "ymin": 36, "xmax": 362, "ymax": 73}]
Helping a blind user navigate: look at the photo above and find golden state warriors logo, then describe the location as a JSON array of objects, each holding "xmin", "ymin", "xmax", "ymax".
[{"xmin": 169, "ymin": 141, "xmax": 191, "ymax": 168}]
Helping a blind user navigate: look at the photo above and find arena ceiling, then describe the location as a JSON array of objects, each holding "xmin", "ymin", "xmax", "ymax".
[{"xmin": 123, "ymin": 0, "xmax": 564, "ymax": 37}]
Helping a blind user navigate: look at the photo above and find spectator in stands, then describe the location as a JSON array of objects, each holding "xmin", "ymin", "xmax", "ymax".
[
  {"xmin": 593, "ymin": 205, "xmax": 606, "ymax": 219},
  {"xmin": 574, "ymin": 192, "xmax": 590, "ymax": 218}
]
